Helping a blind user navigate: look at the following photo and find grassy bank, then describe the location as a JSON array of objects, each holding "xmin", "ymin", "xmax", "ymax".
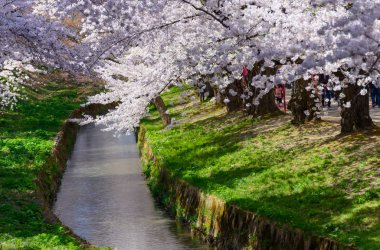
[
  {"xmin": 0, "ymin": 82, "xmax": 100, "ymax": 249},
  {"xmin": 141, "ymin": 86, "xmax": 380, "ymax": 250}
]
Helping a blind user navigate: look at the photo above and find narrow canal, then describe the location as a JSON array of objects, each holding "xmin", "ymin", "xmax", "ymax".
[{"xmin": 54, "ymin": 124, "xmax": 209, "ymax": 250}]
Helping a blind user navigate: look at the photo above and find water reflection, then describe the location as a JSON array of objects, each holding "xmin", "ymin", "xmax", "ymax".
[{"xmin": 54, "ymin": 125, "xmax": 209, "ymax": 250}]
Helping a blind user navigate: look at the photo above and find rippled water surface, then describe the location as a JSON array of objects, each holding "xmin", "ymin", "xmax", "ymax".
[{"xmin": 54, "ymin": 125, "xmax": 209, "ymax": 250}]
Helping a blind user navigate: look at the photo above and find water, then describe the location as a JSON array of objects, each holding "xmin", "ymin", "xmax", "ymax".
[{"xmin": 54, "ymin": 125, "xmax": 209, "ymax": 250}]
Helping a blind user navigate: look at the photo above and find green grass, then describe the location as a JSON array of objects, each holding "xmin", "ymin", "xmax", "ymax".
[
  {"xmin": 141, "ymin": 86, "xmax": 380, "ymax": 250},
  {"xmin": 0, "ymin": 82, "xmax": 101, "ymax": 249}
]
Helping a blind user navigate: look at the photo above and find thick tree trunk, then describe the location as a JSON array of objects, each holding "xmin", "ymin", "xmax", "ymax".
[
  {"xmin": 223, "ymin": 62, "xmax": 281, "ymax": 116},
  {"xmin": 205, "ymin": 81, "xmax": 215, "ymax": 99},
  {"xmin": 153, "ymin": 96, "xmax": 171, "ymax": 126},
  {"xmin": 287, "ymin": 78, "xmax": 315, "ymax": 125},
  {"xmin": 246, "ymin": 88, "xmax": 279, "ymax": 116},
  {"xmin": 214, "ymin": 87, "xmax": 225, "ymax": 107},
  {"xmin": 341, "ymin": 83, "xmax": 373, "ymax": 133},
  {"xmin": 245, "ymin": 64, "xmax": 280, "ymax": 116},
  {"xmin": 225, "ymin": 80, "xmax": 244, "ymax": 112}
]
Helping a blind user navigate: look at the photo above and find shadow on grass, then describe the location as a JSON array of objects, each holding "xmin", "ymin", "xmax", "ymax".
[
  {"xmin": 320, "ymin": 126, "xmax": 380, "ymax": 147},
  {"xmin": 226, "ymin": 184, "xmax": 379, "ymax": 249},
  {"xmin": 144, "ymin": 94, "xmax": 380, "ymax": 249}
]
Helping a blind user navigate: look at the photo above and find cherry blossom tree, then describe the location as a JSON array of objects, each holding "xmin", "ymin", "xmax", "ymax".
[
  {"xmin": 0, "ymin": 0, "xmax": 92, "ymax": 108},
  {"xmin": 75, "ymin": 0, "xmax": 346, "ymax": 133},
  {"xmin": 0, "ymin": 0, "xmax": 90, "ymax": 71},
  {"xmin": 3, "ymin": 0, "xmax": 380, "ymax": 134},
  {"xmin": 314, "ymin": 0, "xmax": 379, "ymax": 132}
]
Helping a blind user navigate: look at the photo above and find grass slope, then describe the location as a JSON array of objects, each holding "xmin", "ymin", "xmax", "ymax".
[
  {"xmin": 141, "ymin": 86, "xmax": 380, "ymax": 250},
  {"xmin": 0, "ymin": 82, "xmax": 100, "ymax": 249}
]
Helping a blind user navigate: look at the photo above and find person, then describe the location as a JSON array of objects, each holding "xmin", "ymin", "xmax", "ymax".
[
  {"xmin": 198, "ymin": 83, "xmax": 206, "ymax": 102},
  {"xmin": 376, "ymin": 78, "xmax": 380, "ymax": 107},
  {"xmin": 370, "ymin": 81, "xmax": 378, "ymax": 108},
  {"xmin": 275, "ymin": 84, "xmax": 284, "ymax": 105},
  {"xmin": 321, "ymin": 81, "xmax": 332, "ymax": 108},
  {"xmin": 242, "ymin": 65, "xmax": 249, "ymax": 88}
]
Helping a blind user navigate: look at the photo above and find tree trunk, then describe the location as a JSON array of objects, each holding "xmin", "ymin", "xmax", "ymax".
[
  {"xmin": 153, "ymin": 96, "xmax": 171, "ymax": 126},
  {"xmin": 246, "ymin": 88, "xmax": 279, "ymax": 116},
  {"xmin": 341, "ymin": 83, "xmax": 373, "ymax": 133},
  {"xmin": 214, "ymin": 87, "xmax": 225, "ymax": 107},
  {"xmin": 205, "ymin": 81, "xmax": 215, "ymax": 99},
  {"xmin": 287, "ymin": 78, "xmax": 315, "ymax": 125},
  {"xmin": 245, "ymin": 63, "xmax": 280, "ymax": 116},
  {"xmin": 225, "ymin": 80, "xmax": 244, "ymax": 112}
]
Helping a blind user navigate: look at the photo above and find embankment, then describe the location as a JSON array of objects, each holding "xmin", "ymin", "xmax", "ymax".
[{"xmin": 138, "ymin": 126, "xmax": 357, "ymax": 250}]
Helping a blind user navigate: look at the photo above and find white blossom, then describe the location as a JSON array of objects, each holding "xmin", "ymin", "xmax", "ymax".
[
  {"xmin": 343, "ymin": 102, "xmax": 352, "ymax": 108},
  {"xmin": 360, "ymin": 89, "xmax": 368, "ymax": 96}
]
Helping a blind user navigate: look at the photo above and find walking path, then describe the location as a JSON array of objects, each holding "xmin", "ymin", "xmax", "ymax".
[{"xmin": 280, "ymin": 90, "xmax": 380, "ymax": 125}]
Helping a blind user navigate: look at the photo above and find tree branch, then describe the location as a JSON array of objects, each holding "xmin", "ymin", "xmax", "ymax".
[
  {"xmin": 180, "ymin": 0, "xmax": 229, "ymax": 29},
  {"xmin": 88, "ymin": 14, "xmax": 202, "ymax": 70}
]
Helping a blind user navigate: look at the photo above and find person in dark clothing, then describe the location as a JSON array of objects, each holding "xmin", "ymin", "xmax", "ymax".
[
  {"xmin": 377, "ymin": 80, "xmax": 380, "ymax": 107},
  {"xmin": 319, "ymin": 75, "xmax": 331, "ymax": 108},
  {"xmin": 322, "ymin": 83, "xmax": 332, "ymax": 108},
  {"xmin": 370, "ymin": 81, "xmax": 377, "ymax": 107}
]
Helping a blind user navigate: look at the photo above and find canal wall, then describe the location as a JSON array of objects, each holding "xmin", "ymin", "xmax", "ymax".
[
  {"xmin": 138, "ymin": 126, "xmax": 358, "ymax": 250},
  {"xmin": 35, "ymin": 103, "xmax": 115, "ymax": 248}
]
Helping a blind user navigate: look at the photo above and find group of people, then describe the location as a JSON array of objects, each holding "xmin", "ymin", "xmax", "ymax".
[
  {"xmin": 274, "ymin": 75, "xmax": 335, "ymax": 109},
  {"xmin": 313, "ymin": 74, "xmax": 380, "ymax": 109},
  {"xmin": 244, "ymin": 67, "xmax": 380, "ymax": 110}
]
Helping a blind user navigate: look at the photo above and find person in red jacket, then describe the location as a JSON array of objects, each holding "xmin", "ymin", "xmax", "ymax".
[{"xmin": 242, "ymin": 65, "xmax": 249, "ymax": 88}]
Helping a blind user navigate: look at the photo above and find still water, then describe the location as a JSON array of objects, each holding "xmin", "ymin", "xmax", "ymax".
[{"xmin": 54, "ymin": 125, "xmax": 209, "ymax": 250}]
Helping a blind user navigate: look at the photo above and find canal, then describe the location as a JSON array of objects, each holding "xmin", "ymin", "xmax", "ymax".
[{"xmin": 54, "ymin": 124, "xmax": 209, "ymax": 250}]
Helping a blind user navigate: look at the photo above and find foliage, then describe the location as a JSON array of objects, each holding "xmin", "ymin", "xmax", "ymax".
[
  {"xmin": 71, "ymin": 0, "xmax": 380, "ymax": 133},
  {"xmin": 1, "ymin": 1, "xmax": 380, "ymax": 132},
  {"xmin": 141, "ymin": 87, "xmax": 380, "ymax": 249},
  {"xmin": 0, "ymin": 0, "xmax": 93, "ymax": 71}
]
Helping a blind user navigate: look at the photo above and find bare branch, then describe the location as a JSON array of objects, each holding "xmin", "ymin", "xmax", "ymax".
[{"xmin": 180, "ymin": 0, "xmax": 229, "ymax": 29}]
